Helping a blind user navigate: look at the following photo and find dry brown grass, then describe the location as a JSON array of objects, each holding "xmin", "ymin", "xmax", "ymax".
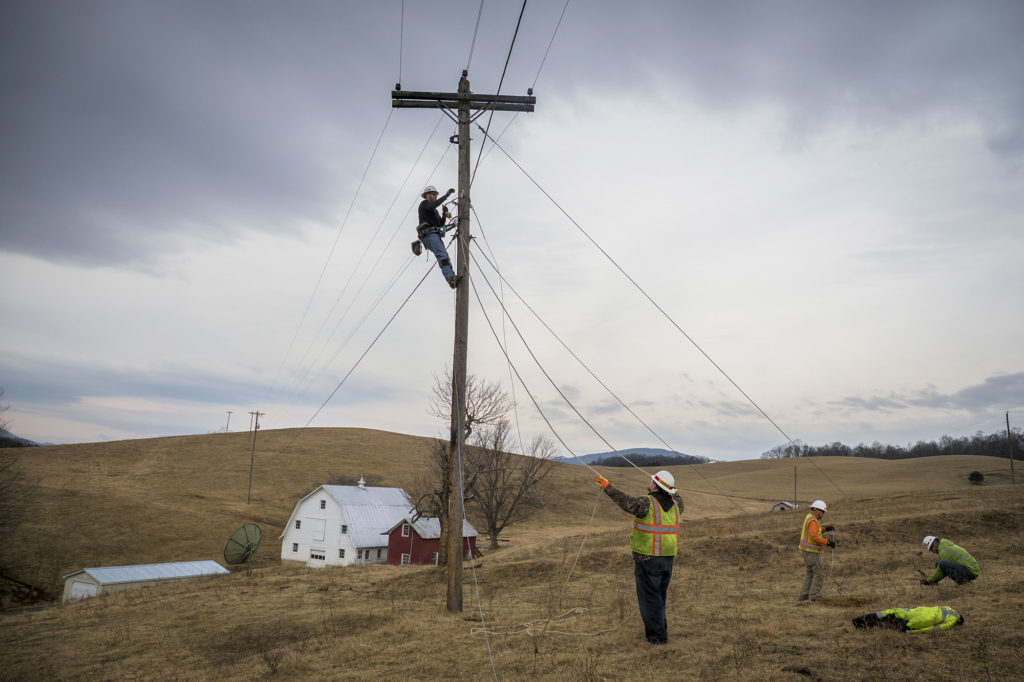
[{"xmin": 2, "ymin": 429, "xmax": 1023, "ymax": 680}]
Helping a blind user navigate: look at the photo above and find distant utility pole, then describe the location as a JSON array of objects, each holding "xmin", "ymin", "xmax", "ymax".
[
  {"xmin": 392, "ymin": 72, "xmax": 535, "ymax": 613},
  {"xmin": 1007, "ymin": 412, "xmax": 1016, "ymax": 484},
  {"xmin": 225, "ymin": 410, "xmax": 232, "ymax": 433},
  {"xmin": 247, "ymin": 411, "xmax": 264, "ymax": 504}
]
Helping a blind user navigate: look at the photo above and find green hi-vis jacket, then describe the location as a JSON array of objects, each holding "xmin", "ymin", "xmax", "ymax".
[
  {"xmin": 629, "ymin": 495, "xmax": 680, "ymax": 556},
  {"xmin": 925, "ymin": 539, "xmax": 980, "ymax": 584},
  {"xmin": 878, "ymin": 606, "xmax": 961, "ymax": 632}
]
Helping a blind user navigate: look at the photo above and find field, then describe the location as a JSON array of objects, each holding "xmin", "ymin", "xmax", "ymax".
[{"xmin": 1, "ymin": 428, "xmax": 1023, "ymax": 680}]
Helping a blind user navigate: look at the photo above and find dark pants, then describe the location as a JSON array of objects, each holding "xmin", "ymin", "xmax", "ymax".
[
  {"xmin": 935, "ymin": 560, "xmax": 977, "ymax": 585},
  {"xmin": 634, "ymin": 556, "xmax": 673, "ymax": 644}
]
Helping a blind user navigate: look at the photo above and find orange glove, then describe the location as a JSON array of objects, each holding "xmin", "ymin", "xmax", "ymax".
[{"xmin": 595, "ymin": 475, "xmax": 609, "ymax": 489}]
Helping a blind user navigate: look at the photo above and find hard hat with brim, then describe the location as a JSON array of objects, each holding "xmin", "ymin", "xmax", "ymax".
[
  {"xmin": 810, "ymin": 500, "xmax": 827, "ymax": 512},
  {"xmin": 652, "ymin": 470, "xmax": 676, "ymax": 494},
  {"xmin": 422, "ymin": 185, "xmax": 438, "ymax": 197}
]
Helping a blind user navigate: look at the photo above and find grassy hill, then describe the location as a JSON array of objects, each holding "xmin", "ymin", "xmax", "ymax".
[{"xmin": 1, "ymin": 428, "xmax": 1022, "ymax": 680}]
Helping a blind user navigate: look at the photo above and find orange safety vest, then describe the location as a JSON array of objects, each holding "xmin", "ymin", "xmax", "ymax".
[
  {"xmin": 799, "ymin": 513, "xmax": 827, "ymax": 553},
  {"xmin": 629, "ymin": 495, "xmax": 679, "ymax": 556}
]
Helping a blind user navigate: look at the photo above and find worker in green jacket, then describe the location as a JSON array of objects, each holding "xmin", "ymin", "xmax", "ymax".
[
  {"xmin": 852, "ymin": 605, "xmax": 964, "ymax": 632},
  {"xmin": 921, "ymin": 536, "xmax": 979, "ymax": 585}
]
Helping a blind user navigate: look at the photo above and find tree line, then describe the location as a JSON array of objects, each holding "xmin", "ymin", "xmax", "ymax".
[{"xmin": 760, "ymin": 429, "xmax": 1022, "ymax": 460}]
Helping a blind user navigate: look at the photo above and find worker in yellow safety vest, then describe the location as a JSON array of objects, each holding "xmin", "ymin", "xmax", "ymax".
[
  {"xmin": 595, "ymin": 470, "xmax": 683, "ymax": 645},
  {"xmin": 797, "ymin": 499, "xmax": 835, "ymax": 603},
  {"xmin": 852, "ymin": 605, "xmax": 964, "ymax": 632}
]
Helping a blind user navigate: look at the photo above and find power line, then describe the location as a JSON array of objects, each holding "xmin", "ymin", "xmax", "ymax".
[
  {"xmin": 472, "ymin": 0, "xmax": 529, "ymax": 184},
  {"xmin": 475, "ymin": 122, "xmax": 796, "ymax": 447},
  {"xmin": 532, "ymin": 0, "xmax": 571, "ymax": 90},
  {"xmin": 282, "ymin": 118, "xmax": 451, "ymax": 405},
  {"xmin": 470, "ymin": 232, "xmax": 747, "ymax": 511},
  {"xmin": 466, "ymin": 0, "xmax": 486, "ymax": 72},
  {"xmin": 267, "ymin": 108, "xmax": 395, "ymax": 402}
]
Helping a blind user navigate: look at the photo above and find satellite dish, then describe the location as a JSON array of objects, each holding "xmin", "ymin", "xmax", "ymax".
[{"xmin": 224, "ymin": 523, "xmax": 261, "ymax": 575}]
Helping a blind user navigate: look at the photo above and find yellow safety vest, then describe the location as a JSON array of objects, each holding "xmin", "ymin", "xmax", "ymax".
[
  {"xmin": 799, "ymin": 513, "xmax": 825, "ymax": 553},
  {"xmin": 629, "ymin": 495, "xmax": 679, "ymax": 556},
  {"xmin": 879, "ymin": 606, "xmax": 961, "ymax": 632}
]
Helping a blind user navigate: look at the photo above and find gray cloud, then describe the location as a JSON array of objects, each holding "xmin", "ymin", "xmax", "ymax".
[{"xmin": 832, "ymin": 373, "xmax": 1024, "ymax": 414}]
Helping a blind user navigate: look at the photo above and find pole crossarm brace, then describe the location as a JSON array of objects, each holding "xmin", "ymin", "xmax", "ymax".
[{"xmin": 392, "ymin": 89, "xmax": 536, "ymax": 113}]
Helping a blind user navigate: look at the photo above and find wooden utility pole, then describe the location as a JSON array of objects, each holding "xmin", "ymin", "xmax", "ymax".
[
  {"xmin": 225, "ymin": 410, "xmax": 232, "ymax": 432},
  {"xmin": 392, "ymin": 72, "xmax": 535, "ymax": 612},
  {"xmin": 247, "ymin": 411, "xmax": 264, "ymax": 504},
  {"xmin": 1007, "ymin": 412, "xmax": 1016, "ymax": 484}
]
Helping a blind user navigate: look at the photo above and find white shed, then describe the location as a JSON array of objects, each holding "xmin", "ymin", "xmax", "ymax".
[
  {"xmin": 770, "ymin": 501, "xmax": 798, "ymax": 512},
  {"xmin": 62, "ymin": 560, "xmax": 229, "ymax": 603},
  {"xmin": 279, "ymin": 478, "xmax": 413, "ymax": 568}
]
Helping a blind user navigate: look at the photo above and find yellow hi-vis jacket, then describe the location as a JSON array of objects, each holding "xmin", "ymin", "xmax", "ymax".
[
  {"xmin": 629, "ymin": 495, "xmax": 679, "ymax": 556},
  {"xmin": 799, "ymin": 513, "xmax": 828, "ymax": 553},
  {"xmin": 879, "ymin": 606, "xmax": 961, "ymax": 632}
]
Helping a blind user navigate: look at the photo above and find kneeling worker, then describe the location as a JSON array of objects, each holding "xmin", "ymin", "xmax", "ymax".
[{"xmin": 921, "ymin": 536, "xmax": 979, "ymax": 585}]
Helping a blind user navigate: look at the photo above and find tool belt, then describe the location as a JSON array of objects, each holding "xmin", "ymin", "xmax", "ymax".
[{"xmin": 416, "ymin": 222, "xmax": 441, "ymax": 239}]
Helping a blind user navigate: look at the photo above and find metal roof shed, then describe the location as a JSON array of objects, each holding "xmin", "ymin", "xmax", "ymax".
[{"xmin": 62, "ymin": 560, "xmax": 229, "ymax": 603}]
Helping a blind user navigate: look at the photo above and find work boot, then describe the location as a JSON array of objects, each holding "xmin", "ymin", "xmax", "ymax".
[
  {"xmin": 411, "ymin": 240, "xmax": 422, "ymax": 256},
  {"xmin": 447, "ymin": 273, "xmax": 463, "ymax": 289}
]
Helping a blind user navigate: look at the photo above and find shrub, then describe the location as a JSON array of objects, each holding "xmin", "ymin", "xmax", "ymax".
[{"xmin": 968, "ymin": 471, "xmax": 984, "ymax": 485}]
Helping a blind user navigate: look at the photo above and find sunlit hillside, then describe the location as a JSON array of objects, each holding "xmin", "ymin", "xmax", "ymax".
[{"xmin": 1, "ymin": 429, "xmax": 1022, "ymax": 680}]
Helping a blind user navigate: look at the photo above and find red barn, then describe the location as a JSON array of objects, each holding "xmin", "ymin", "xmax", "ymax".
[{"xmin": 384, "ymin": 516, "xmax": 478, "ymax": 565}]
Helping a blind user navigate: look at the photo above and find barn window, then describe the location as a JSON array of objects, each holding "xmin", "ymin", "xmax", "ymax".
[
  {"xmin": 357, "ymin": 550, "xmax": 362, "ymax": 560},
  {"xmin": 339, "ymin": 549, "xmax": 345, "ymax": 559},
  {"xmin": 292, "ymin": 543, "xmax": 298, "ymax": 553},
  {"xmin": 319, "ymin": 499, "xmax": 326, "ymax": 510},
  {"xmin": 377, "ymin": 549, "xmax": 382, "ymax": 559},
  {"xmin": 401, "ymin": 523, "xmax": 410, "ymax": 537},
  {"xmin": 341, "ymin": 524, "xmax": 348, "ymax": 534},
  {"xmin": 431, "ymin": 552, "xmax": 439, "ymax": 565},
  {"xmin": 401, "ymin": 553, "xmax": 411, "ymax": 565},
  {"xmin": 295, "ymin": 520, "xmax": 301, "ymax": 530},
  {"xmin": 310, "ymin": 550, "xmax": 325, "ymax": 561}
]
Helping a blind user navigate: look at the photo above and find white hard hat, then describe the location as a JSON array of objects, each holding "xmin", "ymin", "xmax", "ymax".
[
  {"xmin": 810, "ymin": 500, "xmax": 827, "ymax": 512},
  {"xmin": 923, "ymin": 535, "xmax": 938, "ymax": 550},
  {"xmin": 652, "ymin": 470, "xmax": 676, "ymax": 494},
  {"xmin": 421, "ymin": 185, "xmax": 438, "ymax": 197}
]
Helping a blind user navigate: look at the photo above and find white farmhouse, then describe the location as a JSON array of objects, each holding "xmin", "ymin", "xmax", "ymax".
[{"xmin": 280, "ymin": 478, "xmax": 413, "ymax": 568}]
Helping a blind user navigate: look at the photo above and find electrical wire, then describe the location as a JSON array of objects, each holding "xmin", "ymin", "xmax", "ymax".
[
  {"xmin": 474, "ymin": 122, "xmax": 795, "ymax": 447},
  {"xmin": 471, "ymin": 0, "xmax": 528, "ymax": 183},
  {"xmin": 466, "ymin": 0, "xmax": 486, "ymax": 72},
  {"xmin": 266, "ymin": 108, "xmax": 395, "ymax": 403}
]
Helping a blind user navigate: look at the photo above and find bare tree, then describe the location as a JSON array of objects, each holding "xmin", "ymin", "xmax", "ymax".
[
  {"xmin": 428, "ymin": 369, "xmax": 512, "ymax": 439},
  {"xmin": 418, "ymin": 372, "xmax": 515, "ymax": 564},
  {"xmin": 0, "ymin": 388, "xmax": 9, "ymax": 434},
  {"xmin": 470, "ymin": 419, "xmax": 556, "ymax": 550},
  {"xmin": 408, "ymin": 436, "xmax": 491, "ymax": 566}
]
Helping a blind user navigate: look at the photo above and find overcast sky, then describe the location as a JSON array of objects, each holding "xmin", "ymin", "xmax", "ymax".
[{"xmin": 2, "ymin": 1, "xmax": 1022, "ymax": 461}]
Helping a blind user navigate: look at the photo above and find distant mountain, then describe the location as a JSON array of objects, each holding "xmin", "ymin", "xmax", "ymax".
[
  {"xmin": 552, "ymin": 447, "xmax": 710, "ymax": 467},
  {"xmin": 0, "ymin": 429, "xmax": 39, "ymax": 447}
]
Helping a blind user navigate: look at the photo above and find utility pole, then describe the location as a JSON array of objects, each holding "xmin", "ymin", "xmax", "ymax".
[
  {"xmin": 225, "ymin": 410, "xmax": 232, "ymax": 433},
  {"xmin": 247, "ymin": 411, "xmax": 264, "ymax": 504},
  {"xmin": 393, "ymin": 72, "xmax": 535, "ymax": 612},
  {"xmin": 1007, "ymin": 412, "xmax": 1016, "ymax": 484}
]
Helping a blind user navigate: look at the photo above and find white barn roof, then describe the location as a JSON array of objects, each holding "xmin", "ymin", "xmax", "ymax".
[
  {"xmin": 63, "ymin": 560, "xmax": 228, "ymax": 585},
  {"xmin": 281, "ymin": 483, "xmax": 414, "ymax": 548}
]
